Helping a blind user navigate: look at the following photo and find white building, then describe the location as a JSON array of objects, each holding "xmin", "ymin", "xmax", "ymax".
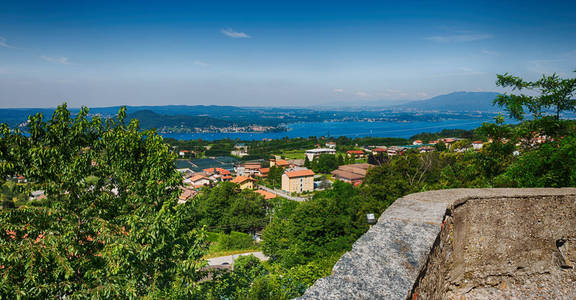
[{"xmin": 305, "ymin": 148, "xmax": 337, "ymax": 161}]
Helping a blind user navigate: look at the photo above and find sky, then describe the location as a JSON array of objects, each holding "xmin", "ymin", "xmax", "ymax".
[{"xmin": 0, "ymin": 0, "xmax": 575, "ymax": 108}]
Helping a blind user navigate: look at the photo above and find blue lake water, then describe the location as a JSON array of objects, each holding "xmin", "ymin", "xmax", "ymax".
[{"xmin": 161, "ymin": 118, "xmax": 498, "ymax": 141}]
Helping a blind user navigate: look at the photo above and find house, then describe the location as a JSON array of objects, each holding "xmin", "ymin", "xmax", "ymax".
[
  {"xmin": 472, "ymin": 141, "xmax": 484, "ymax": 150},
  {"xmin": 412, "ymin": 140, "xmax": 423, "ymax": 146},
  {"xmin": 231, "ymin": 144, "xmax": 249, "ymax": 157},
  {"xmin": 30, "ymin": 190, "xmax": 46, "ymax": 201},
  {"xmin": 178, "ymin": 150, "xmax": 190, "ymax": 157},
  {"xmin": 325, "ymin": 142, "xmax": 337, "ymax": 149},
  {"xmin": 347, "ymin": 150, "xmax": 365, "ymax": 159},
  {"xmin": 371, "ymin": 147, "xmax": 388, "ymax": 155},
  {"xmin": 269, "ymin": 159, "xmax": 291, "ymax": 168},
  {"xmin": 429, "ymin": 140, "xmax": 439, "ymax": 145},
  {"xmin": 185, "ymin": 175, "xmax": 211, "ymax": 188},
  {"xmin": 387, "ymin": 146, "xmax": 407, "ymax": 156},
  {"xmin": 305, "ymin": 148, "xmax": 337, "ymax": 161},
  {"xmin": 254, "ymin": 189, "xmax": 277, "ymax": 200},
  {"xmin": 178, "ymin": 188, "xmax": 197, "ymax": 203},
  {"xmin": 419, "ymin": 146, "xmax": 435, "ymax": 153},
  {"xmin": 331, "ymin": 163, "xmax": 374, "ymax": 184},
  {"xmin": 203, "ymin": 168, "xmax": 232, "ymax": 181},
  {"xmin": 231, "ymin": 176, "xmax": 255, "ymax": 189},
  {"xmin": 234, "ymin": 162, "xmax": 262, "ymax": 177},
  {"xmin": 441, "ymin": 138, "xmax": 456, "ymax": 148},
  {"xmin": 282, "ymin": 169, "xmax": 315, "ymax": 194},
  {"xmin": 257, "ymin": 168, "xmax": 270, "ymax": 178},
  {"xmin": 16, "ymin": 175, "xmax": 27, "ymax": 183}
]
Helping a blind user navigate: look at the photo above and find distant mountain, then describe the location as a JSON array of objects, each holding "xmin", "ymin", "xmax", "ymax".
[
  {"xmin": 128, "ymin": 110, "xmax": 236, "ymax": 129},
  {"xmin": 397, "ymin": 92, "xmax": 501, "ymax": 112}
]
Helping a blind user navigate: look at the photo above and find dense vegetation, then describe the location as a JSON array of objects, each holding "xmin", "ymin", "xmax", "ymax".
[{"xmin": 0, "ymin": 71, "xmax": 575, "ymax": 298}]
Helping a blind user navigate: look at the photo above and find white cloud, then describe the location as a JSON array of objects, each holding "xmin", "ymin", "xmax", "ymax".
[
  {"xmin": 425, "ymin": 33, "xmax": 493, "ymax": 43},
  {"xmin": 221, "ymin": 28, "xmax": 251, "ymax": 39},
  {"xmin": 355, "ymin": 91, "xmax": 370, "ymax": 97},
  {"xmin": 332, "ymin": 88, "xmax": 344, "ymax": 94},
  {"xmin": 0, "ymin": 36, "xmax": 15, "ymax": 48},
  {"xmin": 41, "ymin": 55, "xmax": 70, "ymax": 64},
  {"xmin": 193, "ymin": 60, "xmax": 209, "ymax": 67}
]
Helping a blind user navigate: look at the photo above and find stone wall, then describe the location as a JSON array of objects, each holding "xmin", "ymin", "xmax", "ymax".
[{"xmin": 298, "ymin": 188, "xmax": 576, "ymax": 300}]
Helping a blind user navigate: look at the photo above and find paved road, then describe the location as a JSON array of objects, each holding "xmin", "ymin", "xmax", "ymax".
[
  {"xmin": 207, "ymin": 251, "xmax": 269, "ymax": 266},
  {"xmin": 257, "ymin": 185, "xmax": 309, "ymax": 202}
]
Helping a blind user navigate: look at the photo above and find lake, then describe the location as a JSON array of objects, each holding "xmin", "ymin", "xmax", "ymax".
[{"xmin": 161, "ymin": 118, "xmax": 499, "ymax": 141}]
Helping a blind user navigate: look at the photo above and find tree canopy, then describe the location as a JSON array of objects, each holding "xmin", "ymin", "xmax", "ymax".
[{"xmin": 0, "ymin": 104, "xmax": 207, "ymax": 298}]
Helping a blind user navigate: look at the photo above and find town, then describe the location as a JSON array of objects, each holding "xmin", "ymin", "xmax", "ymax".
[{"xmin": 173, "ymin": 136, "xmax": 490, "ymax": 203}]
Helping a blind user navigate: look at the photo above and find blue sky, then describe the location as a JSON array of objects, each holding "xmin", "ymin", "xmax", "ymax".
[{"xmin": 0, "ymin": 0, "xmax": 575, "ymax": 107}]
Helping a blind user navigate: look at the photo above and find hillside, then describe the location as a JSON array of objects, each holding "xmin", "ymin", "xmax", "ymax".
[
  {"xmin": 128, "ymin": 110, "xmax": 236, "ymax": 130},
  {"xmin": 396, "ymin": 91, "xmax": 501, "ymax": 112}
]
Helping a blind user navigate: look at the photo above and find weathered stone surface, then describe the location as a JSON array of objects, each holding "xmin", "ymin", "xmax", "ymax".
[{"xmin": 298, "ymin": 188, "xmax": 576, "ymax": 300}]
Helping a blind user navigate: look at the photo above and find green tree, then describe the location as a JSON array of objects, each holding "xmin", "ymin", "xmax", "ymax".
[
  {"xmin": 495, "ymin": 71, "xmax": 576, "ymax": 137},
  {"xmin": 267, "ymin": 166, "xmax": 283, "ymax": 188},
  {"xmin": 0, "ymin": 104, "xmax": 207, "ymax": 298}
]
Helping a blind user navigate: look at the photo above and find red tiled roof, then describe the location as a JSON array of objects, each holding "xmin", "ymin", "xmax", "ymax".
[
  {"xmin": 347, "ymin": 150, "xmax": 365, "ymax": 154},
  {"xmin": 189, "ymin": 175, "xmax": 208, "ymax": 182},
  {"xmin": 472, "ymin": 141, "xmax": 484, "ymax": 144},
  {"xmin": 216, "ymin": 168, "xmax": 231, "ymax": 175},
  {"xmin": 254, "ymin": 190, "xmax": 277, "ymax": 200},
  {"xmin": 372, "ymin": 148, "xmax": 387, "ymax": 152},
  {"xmin": 275, "ymin": 159, "xmax": 290, "ymax": 167},
  {"xmin": 259, "ymin": 168, "xmax": 270, "ymax": 173},
  {"xmin": 231, "ymin": 176, "xmax": 253, "ymax": 184},
  {"xmin": 284, "ymin": 169, "xmax": 315, "ymax": 178}
]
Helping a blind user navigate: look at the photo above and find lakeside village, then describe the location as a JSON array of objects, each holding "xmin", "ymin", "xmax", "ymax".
[{"xmin": 173, "ymin": 137, "xmax": 490, "ymax": 204}]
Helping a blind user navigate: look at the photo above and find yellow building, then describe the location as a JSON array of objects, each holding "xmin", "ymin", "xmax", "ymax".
[
  {"xmin": 231, "ymin": 176, "xmax": 255, "ymax": 189},
  {"xmin": 282, "ymin": 169, "xmax": 315, "ymax": 194}
]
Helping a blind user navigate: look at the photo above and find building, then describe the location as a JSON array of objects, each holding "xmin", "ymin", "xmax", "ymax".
[
  {"xmin": 282, "ymin": 169, "xmax": 315, "ymax": 194},
  {"xmin": 203, "ymin": 168, "xmax": 232, "ymax": 181},
  {"xmin": 387, "ymin": 146, "xmax": 407, "ymax": 156},
  {"xmin": 185, "ymin": 175, "xmax": 211, "ymax": 188},
  {"xmin": 178, "ymin": 188, "xmax": 197, "ymax": 203},
  {"xmin": 234, "ymin": 162, "xmax": 262, "ymax": 176},
  {"xmin": 347, "ymin": 150, "xmax": 366, "ymax": 159},
  {"xmin": 472, "ymin": 141, "xmax": 484, "ymax": 150},
  {"xmin": 412, "ymin": 140, "xmax": 423, "ymax": 146},
  {"xmin": 331, "ymin": 163, "xmax": 374, "ymax": 184},
  {"xmin": 254, "ymin": 189, "xmax": 277, "ymax": 200},
  {"xmin": 419, "ymin": 146, "xmax": 435, "ymax": 153},
  {"xmin": 270, "ymin": 159, "xmax": 291, "ymax": 168},
  {"xmin": 305, "ymin": 148, "xmax": 337, "ymax": 161},
  {"xmin": 371, "ymin": 147, "xmax": 387, "ymax": 155},
  {"xmin": 325, "ymin": 142, "xmax": 337, "ymax": 149},
  {"xmin": 257, "ymin": 167, "xmax": 270, "ymax": 178},
  {"xmin": 231, "ymin": 176, "xmax": 255, "ymax": 190}
]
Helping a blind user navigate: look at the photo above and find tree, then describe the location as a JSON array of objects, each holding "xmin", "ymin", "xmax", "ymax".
[
  {"xmin": 495, "ymin": 71, "xmax": 576, "ymax": 135},
  {"xmin": 0, "ymin": 104, "xmax": 207, "ymax": 298},
  {"xmin": 267, "ymin": 166, "xmax": 284, "ymax": 188}
]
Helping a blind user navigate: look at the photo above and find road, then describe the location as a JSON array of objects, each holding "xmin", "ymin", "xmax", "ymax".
[
  {"xmin": 257, "ymin": 185, "xmax": 309, "ymax": 202},
  {"xmin": 206, "ymin": 251, "xmax": 269, "ymax": 266}
]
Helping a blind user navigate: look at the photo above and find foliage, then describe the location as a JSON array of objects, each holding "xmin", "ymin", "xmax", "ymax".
[
  {"xmin": 310, "ymin": 154, "xmax": 339, "ymax": 174},
  {"xmin": 496, "ymin": 135, "xmax": 576, "ymax": 187},
  {"xmin": 0, "ymin": 104, "xmax": 208, "ymax": 298},
  {"xmin": 495, "ymin": 71, "xmax": 576, "ymax": 126},
  {"xmin": 211, "ymin": 231, "xmax": 257, "ymax": 252},
  {"xmin": 267, "ymin": 166, "xmax": 283, "ymax": 188},
  {"xmin": 195, "ymin": 182, "xmax": 269, "ymax": 233}
]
